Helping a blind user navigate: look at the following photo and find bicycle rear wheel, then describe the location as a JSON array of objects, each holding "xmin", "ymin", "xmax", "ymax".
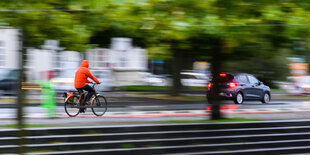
[
  {"xmin": 91, "ymin": 95, "xmax": 108, "ymax": 116},
  {"xmin": 65, "ymin": 96, "xmax": 80, "ymax": 117}
]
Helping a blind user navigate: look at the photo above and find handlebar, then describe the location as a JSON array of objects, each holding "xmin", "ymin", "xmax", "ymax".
[
  {"xmin": 90, "ymin": 82, "xmax": 100, "ymax": 88},
  {"xmin": 90, "ymin": 82, "xmax": 100, "ymax": 84}
]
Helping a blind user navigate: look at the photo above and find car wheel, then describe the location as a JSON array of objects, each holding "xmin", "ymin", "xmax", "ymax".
[
  {"xmin": 262, "ymin": 92, "xmax": 270, "ymax": 104},
  {"xmin": 234, "ymin": 92, "xmax": 244, "ymax": 104}
]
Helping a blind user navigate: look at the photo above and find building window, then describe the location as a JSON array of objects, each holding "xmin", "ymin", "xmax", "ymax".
[
  {"xmin": 0, "ymin": 41, "xmax": 5, "ymax": 67},
  {"xmin": 24, "ymin": 51, "xmax": 34, "ymax": 69},
  {"xmin": 119, "ymin": 50, "xmax": 127, "ymax": 68},
  {"xmin": 55, "ymin": 52, "xmax": 65, "ymax": 68},
  {"xmin": 91, "ymin": 49, "xmax": 109, "ymax": 68}
]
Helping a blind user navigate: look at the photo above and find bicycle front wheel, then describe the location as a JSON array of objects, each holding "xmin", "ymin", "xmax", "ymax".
[
  {"xmin": 65, "ymin": 96, "xmax": 80, "ymax": 117},
  {"xmin": 91, "ymin": 95, "xmax": 108, "ymax": 116}
]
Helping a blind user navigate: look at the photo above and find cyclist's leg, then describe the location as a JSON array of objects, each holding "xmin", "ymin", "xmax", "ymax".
[
  {"xmin": 76, "ymin": 88, "xmax": 86, "ymax": 112},
  {"xmin": 81, "ymin": 85, "xmax": 95, "ymax": 104},
  {"xmin": 77, "ymin": 88, "xmax": 84, "ymax": 104}
]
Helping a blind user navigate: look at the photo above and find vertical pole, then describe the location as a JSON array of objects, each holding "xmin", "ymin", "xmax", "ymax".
[
  {"xmin": 210, "ymin": 38, "xmax": 223, "ymax": 120},
  {"xmin": 170, "ymin": 42, "xmax": 183, "ymax": 96},
  {"xmin": 17, "ymin": 29, "xmax": 26, "ymax": 154}
]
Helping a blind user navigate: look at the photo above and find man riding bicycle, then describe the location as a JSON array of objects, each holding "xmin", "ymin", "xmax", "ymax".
[{"xmin": 74, "ymin": 60, "xmax": 100, "ymax": 113}]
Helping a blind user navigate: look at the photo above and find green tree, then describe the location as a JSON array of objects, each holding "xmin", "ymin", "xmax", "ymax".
[
  {"xmin": 0, "ymin": 0, "xmax": 92, "ymax": 51},
  {"xmin": 3, "ymin": 0, "xmax": 310, "ymax": 120},
  {"xmin": 84, "ymin": 0, "xmax": 310, "ymax": 119}
]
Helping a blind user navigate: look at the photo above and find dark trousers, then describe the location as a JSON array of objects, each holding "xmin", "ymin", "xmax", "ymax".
[{"xmin": 77, "ymin": 85, "xmax": 95, "ymax": 105}]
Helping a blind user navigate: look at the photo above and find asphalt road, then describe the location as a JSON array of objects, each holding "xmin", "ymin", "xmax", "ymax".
[{"xmin": 0, "ymin": 100, "xmax": 310, "ymax": 127}]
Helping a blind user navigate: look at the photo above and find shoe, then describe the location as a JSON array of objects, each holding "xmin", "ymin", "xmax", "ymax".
[
  {"xmin": 82, "ymin": 101, "xmax": 89, "ymax": 106},
  {"xmin": 79, "ymin": 108, "xmax": 85, "ymax": 113}
]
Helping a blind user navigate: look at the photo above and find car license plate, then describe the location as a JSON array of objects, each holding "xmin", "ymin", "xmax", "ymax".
[{"xmin": 219, "ymin": 92, "xmax": 225, "ymax": 96}]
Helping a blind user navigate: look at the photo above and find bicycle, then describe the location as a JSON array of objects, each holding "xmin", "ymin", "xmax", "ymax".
[{"xmin": 63, "ymin": 83, "xmax": 108, "ymax": 117}]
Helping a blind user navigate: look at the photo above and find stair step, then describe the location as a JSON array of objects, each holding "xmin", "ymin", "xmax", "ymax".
[
  {"xmin": 24, "ymin": 143, "xmax": 310, "ymax": 155},
  {"xmin": 13, "ymin": 137, "xmax": 310, "ymax": 154},
  {"xmin": 4, "ymin": 120, "xmax": 310, "ymax": 154}
]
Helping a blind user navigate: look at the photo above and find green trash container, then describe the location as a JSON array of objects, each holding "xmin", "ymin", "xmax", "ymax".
[{"xmin": 36, "ymin": 81, "xmax": 56, "ymax": 118}]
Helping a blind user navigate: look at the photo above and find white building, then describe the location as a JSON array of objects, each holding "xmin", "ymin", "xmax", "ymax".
[
  {"xmin": 0, "ymin": 28, "xmax": 20, "ymax": 69},
  {"xmin": 86, "ymin": 38, "xmax": 148, "ymax": 86},
  {"xmin": 23, "ymin": 37, "xmax": 147, "ymax": 87},
  {"xmin": 111, "ymin": 38, "xmax": 147, "ymax": 71},
  {"xmin": 25, "ymin": 40, "xmax": 82, "ymax": 81}
]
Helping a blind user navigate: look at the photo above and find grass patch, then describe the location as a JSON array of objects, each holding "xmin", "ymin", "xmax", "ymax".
[
  {"xmin": 120, "ymin": 86, "xmax": 284, "ymax": 92},
  {"xmin": 117, "ymin": 85, "xmax": 206, "ymax": 91},
  {"xmin": 146, "ymin": 95, "xmax": 206, "ymax": 101},
  {"xmin": 272, "ymin": 94, "xmax": 310, "ymax": 99},
  {"xmin": 148, "ymin": 118, "xmax": 263, "ymax": 124},
  {"xmin": 83, "ymin": 130, "xmax": 100, "ymax": 134},
  {"xmin": 185, "ymin": 86, "xmax": 207, "ymax": 90},
  {"xmin": 1, "ymin": 124, "xmax": 56, "ymax": 128},
  {"xmin": 29, "ymin": 150, "xmax": 53, "ymax": 153},
  {"xmin": 120, "ymin": 144, "xmax": 135, "ymax": 148},
  {"xmin": 145, "ymin": 143, "xmax": 161, "ymax": 147},
  {"xmin": 271, "ymin": 89, "xmax": 286, "ymax": 93},
  {"xmin": 118, "ymin": 85, "xmax": 170, "ymax": 90},
  {"xmin": 207, "ymin": 118, "xmax": 263, "ymax": 123},
  {"xmin": 160, "ymin": 120, "xmax": 210, "ymax": 123}
]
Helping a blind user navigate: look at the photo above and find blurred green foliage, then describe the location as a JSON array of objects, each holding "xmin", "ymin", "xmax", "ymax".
[{"xmin": 1, "ymin": 0, "xmax": 310, "ymax": 86}]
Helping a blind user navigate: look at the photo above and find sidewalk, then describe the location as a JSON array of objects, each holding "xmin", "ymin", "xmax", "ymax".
[{"xmin": 0, "ymin": 91, "xmax": 309, "ymax": 107}]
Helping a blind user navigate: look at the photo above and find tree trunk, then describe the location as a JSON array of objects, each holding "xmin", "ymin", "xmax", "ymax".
[
  {"xmin": 210, "ymin": 39, "xmax": 224, "ymax": 120},
  {"xmin": 170, "ymin": 43, "xmax": 183, "ymax": 96}
]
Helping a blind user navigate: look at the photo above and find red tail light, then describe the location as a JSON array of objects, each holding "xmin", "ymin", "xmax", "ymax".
[
  {"xmin": 207, "ymin": 83, "xmax": 212, "ymax": 88},
  {"xmin": 228, "ymin": 82, "xmax": 237, "ymax": 88},
  {"xmin": 219, "ymin": 73, "xmax": 227, "ymax": 77}
]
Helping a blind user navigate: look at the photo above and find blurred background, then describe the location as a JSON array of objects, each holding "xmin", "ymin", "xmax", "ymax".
[
  {"xmin": 1, "ymin": 0, "xmax": 310, "ymax": 117},
  {"xmin": 3, "ymin": 1, "xmax": 310, "ymax": 154}
]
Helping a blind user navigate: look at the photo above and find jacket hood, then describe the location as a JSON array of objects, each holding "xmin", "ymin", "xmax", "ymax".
[{"xmin": 80, "ymin": 60, "xmax": 89, "ymax": 68}]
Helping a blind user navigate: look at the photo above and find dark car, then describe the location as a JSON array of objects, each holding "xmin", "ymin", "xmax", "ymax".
[
  {"xmin": 206, "ymin": 73, "xmax": 271, "ymax": 104},
  {"xmin": 0, "ymin": 69, "xmax": 18, "ymax": 95}
]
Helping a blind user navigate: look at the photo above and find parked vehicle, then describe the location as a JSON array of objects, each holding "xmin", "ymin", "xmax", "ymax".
[
  {"xmin": 181, "ymin": 72, "xmax": 209, "ymax": 87},
  {"xmin": 139, "ymin": 72, "xmax": 169, "ymax": 86},
  {"xmin": 51, "ymin": 69, "xmax": 112, "ymax": 95},
  {"xmin": 91, "ymin": 70, "xmax": 113, "ymax": 92},
  {"xmin": 0, "ymin": 69, "xmax": 18, "ymax": 95},
  {"xmin": 282, "ymin": 76, "xmax": 310, "ymax": 95},
  {"xmin": 206, "ymin": 73, "xmax": 271, "ymax": 104}
]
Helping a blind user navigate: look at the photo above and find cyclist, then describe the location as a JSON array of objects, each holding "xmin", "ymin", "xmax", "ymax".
[{"xmin": 74, "ymin": 60, "xmax": 100, "ymax": 113}]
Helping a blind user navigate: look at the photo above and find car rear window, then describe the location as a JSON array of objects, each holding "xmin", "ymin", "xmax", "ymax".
[{"xmin": 212, "ymin": 73, "xmax": 234, "ymax": 83}]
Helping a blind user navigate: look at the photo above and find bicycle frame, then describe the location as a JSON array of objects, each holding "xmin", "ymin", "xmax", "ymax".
[{"xmin": 64, "ymin": 83, "xmax": 101, "ymax": 108}]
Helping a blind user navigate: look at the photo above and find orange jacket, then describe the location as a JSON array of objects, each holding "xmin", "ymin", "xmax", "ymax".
[{"xmin": 74, "ymin": 60, "xmax": 100, "ymax": 88}]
